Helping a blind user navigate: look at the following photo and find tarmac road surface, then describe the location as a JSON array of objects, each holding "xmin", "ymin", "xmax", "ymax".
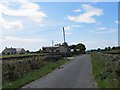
[{"xmin": 21, "ymin": 54, "xmax": 96, "ymax": 88}]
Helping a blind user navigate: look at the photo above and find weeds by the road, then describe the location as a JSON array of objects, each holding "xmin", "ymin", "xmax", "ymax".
[
  {"xmin": 0, "ymin": 61, "xmax": 2, "ymax": 90},
  {"xmin": 2, "ymin": 59, "xmax": 69, "ymax": 90},
  {"xmin": 91, "ymin": 53, "xmax": 120, "ymax": 88}
]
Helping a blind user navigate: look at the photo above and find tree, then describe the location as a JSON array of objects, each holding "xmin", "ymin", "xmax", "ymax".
[
  {"xmin": 104, "ymin": 47, "xmax": 108, "ymax": 51},
  {"xmin": 62, "ymin": 42, "xmax": 68, "ymax": 47},
  {"xmin": 55, "ymin": 43, "xmax": 61, "ymax": 46},
  {"xmin": 107, "ymin": 46, "xmax": 111, "ymax": 51},
  {"xmin": 97, "ymin": 48, "xmax": 101, "ymax": 51},
  {"xmin": 112, "ymin": 47, "xmax": 116, "ymax": 50},
  {"xmin": 26, "ymin": 50, "xmax": 30, "ymax": 53},
  {"xmin": 69, "ymin": 45, "xmax": 76, "ymax": 49},
  {"xmin": 76, "ymin": 43, "xmax": 86, "ymax": 53}
]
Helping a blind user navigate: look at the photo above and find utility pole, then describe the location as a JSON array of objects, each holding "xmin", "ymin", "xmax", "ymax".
[
  {"xmin": 52, "ymin": 40, "xmax": 54, "ymax": 47},
  {"xmin": 51, "ymin": 40, "xmax": 54, "ymax": 53},
  {"xmin": 63, "ymin": 27, "xmax": 66, "ymax": 59},
  {"xmin": 63, "ymin": 27, "xmax": 65, "ymax": 43}
]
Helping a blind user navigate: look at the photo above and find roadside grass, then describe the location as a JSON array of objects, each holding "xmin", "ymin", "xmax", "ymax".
[
  {"xmin": 91, "ymin": 53, "xmax": 119, "ymax": 88},
  {"xmin": 109, "ymin": 49, "xmax": 120, "ymax": 52},
  {"xmin": 0, "ymin": 60, "xmax": 2, "ymax": 90},
  {"xmin": 2, "ymin": 59, "xmax": 69, "ymax": 90}
]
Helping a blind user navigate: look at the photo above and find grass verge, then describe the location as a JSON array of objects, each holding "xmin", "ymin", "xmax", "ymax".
[
  {"xmin": 2, "ymin": 59, "xmax": 69, "ymax": 90},
  {"xmin": 0, "ymin": 61, "xmax": 2, "ymax": 90},
  {"xmin": 91, "ymin": 53, "xmax": 119, "ymax": 88}
]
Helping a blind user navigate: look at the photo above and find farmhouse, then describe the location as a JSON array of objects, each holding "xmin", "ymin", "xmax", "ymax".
[{"xmin": 2, "ymin": 47, "xmax": 25, "ymax": 55}]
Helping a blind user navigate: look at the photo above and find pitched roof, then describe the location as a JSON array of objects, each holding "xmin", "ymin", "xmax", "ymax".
[
  {"xmin": 2, "ymin": 47, "xmax": 25, "ymax": 52},
  {"xmin": 5, "ymin": 48, "xmax": 16, "ymax": 51},
  {"xmin": 42, "ymin": 47, "xmax": 59, "ymax": 50},
  {"xmin": 16, "ymin": 48, "xmax": 24, "ymax": 52}
]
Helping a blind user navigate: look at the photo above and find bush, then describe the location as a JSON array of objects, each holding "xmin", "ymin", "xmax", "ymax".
[
  {"xmin": 91, "ymin": 53, "xmax": 120, "ymax": 88},
  {"xmin": 43, "ymin": 55, "xmax": 63, "ymax": 61},
  {"xmin": 2, "ymin": 56, "xmax": 45, "ymax": 83}
]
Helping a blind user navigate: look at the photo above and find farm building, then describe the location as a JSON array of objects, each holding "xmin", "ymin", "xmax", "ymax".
[
  {"xmin": 42, "ymin": 46, "xmax": 70, "ymax": 53},
  {"xmin": 54, "ymin": 46, "xmax": 68, "ymax": 52},
  {"xmin": 16, "ymin": 48, "xmax": 26, "ymax": 54},
  {"xmin": 2, "ymin": 47, "xmax": 25, "ymax": 55},
  {"xmin": 42, "ymin": 46, "xmax": 59, "ymax": 52}
]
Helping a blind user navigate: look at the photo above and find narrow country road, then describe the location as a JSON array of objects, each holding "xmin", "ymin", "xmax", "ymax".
[{"xmin": 21, "ymin": 54, "xmax": 96, "ymax": 88}]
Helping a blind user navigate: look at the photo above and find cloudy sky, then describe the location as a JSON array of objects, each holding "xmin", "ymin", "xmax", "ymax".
[{"xmin": 0, "ymin": 0, "xmax": 119, "ymax": 52}]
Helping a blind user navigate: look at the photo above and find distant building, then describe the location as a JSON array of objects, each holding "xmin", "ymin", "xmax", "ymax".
[
  {"xmin": 54, "ymin": 46, "xmax": 68, "ymax": 52},
  {"xmin": 16, "ymin": 48, "xmax": 26, "ymax": 54},
  {"xmin": 2, "ymin": 47, "xmax": 25, "ymax": 55},
  {"xmin": 42, "ymin": 46, "xmax": 70, "ymax": 53},
  {"xmin": 42, "ymin": 47, "xmax": 58, "ymax": 52},
  {"xmin": 2, "ymin": 47, "xmax": 16, "ymax": 55}
]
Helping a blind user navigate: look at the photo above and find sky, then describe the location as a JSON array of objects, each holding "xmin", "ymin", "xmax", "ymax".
[{"xmin": 0, "ymin": 0, "xmax": 119, "ymax": 52}]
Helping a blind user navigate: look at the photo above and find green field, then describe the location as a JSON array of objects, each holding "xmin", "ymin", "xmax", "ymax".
[{"xmin": 91, "ymin": 53, "xmax": 120, "ymax": 88}]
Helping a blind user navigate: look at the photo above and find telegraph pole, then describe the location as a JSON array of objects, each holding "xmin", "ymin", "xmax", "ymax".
[
  {"xmin": 63, "ymin": 27, "xmax": 66, "ymax": 58},
  {"xmin": 51, "ymin": 40, "xmax": 54, "ymax": 53},
  {"xmin": 63, "ymin": 27, "xmax": 65, "ymax": 43},
  {"xmin": 52, "ymin": 40, "xmax": 54, "ymax": 47}
]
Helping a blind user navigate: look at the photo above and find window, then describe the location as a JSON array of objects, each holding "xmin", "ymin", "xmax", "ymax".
[
  {"xmin": 2, "ymin": 53, "xmax": 5, "ymax": 55},
  {"xmin": 7, "ymin": 52, "xmax": 10, "ymax": 55},
  {"xmin": 43, "ymin": 48, "xmax": 46, "ymax": 51},
  {"xmin": 56, "ymin": 50, "xmax": 60, "ymax": 52}
]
